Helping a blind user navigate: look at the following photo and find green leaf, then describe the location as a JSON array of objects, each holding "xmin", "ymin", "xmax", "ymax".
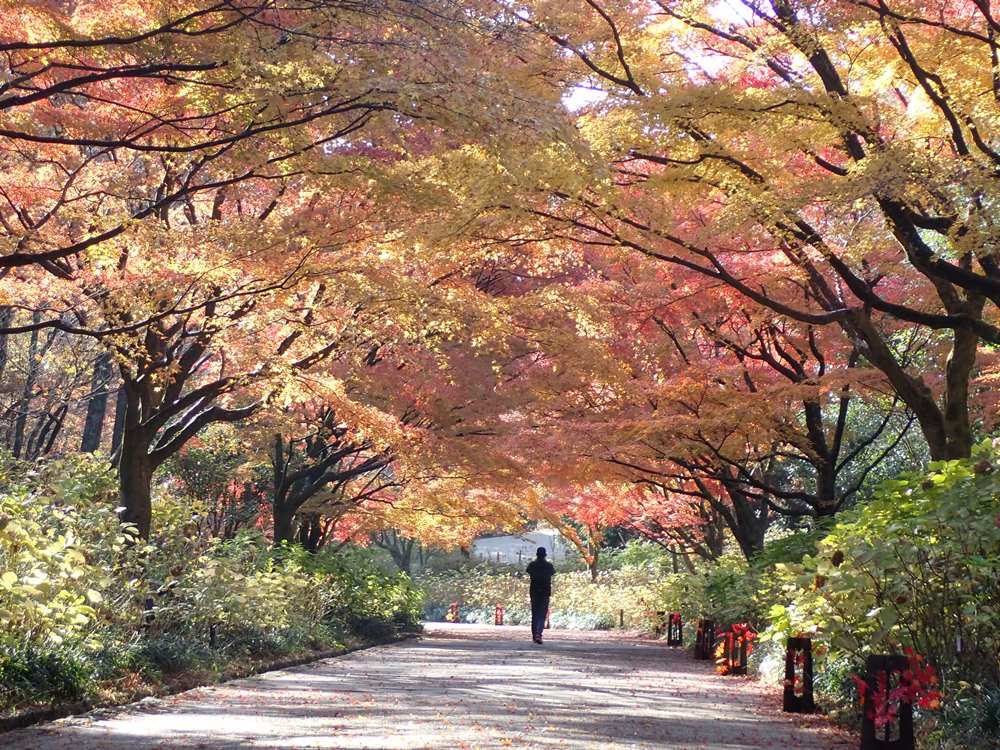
[{"xmin": 832, "ymin": 633, "xmax": 859, "ymax": 652}]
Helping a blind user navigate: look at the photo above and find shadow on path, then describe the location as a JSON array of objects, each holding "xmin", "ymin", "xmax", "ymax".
[{"xmin": 2, "ymin": 623, "xmax": 854, "ymax": 750}]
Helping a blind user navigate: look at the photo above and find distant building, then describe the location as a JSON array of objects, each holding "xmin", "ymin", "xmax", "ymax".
[{"xmin": 471, "ymin": 528, "xmax": 568, "ymax": 563}]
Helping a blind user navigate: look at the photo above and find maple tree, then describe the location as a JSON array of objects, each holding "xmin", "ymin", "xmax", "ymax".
[
  {"xmin": 619, "ymin": 482, "xmax": 726, "ymax": 565},
  {"xmin": 0, "ymin": 0, "xmax": 591, "ymax": 543},
  {"xmin": 0, "ymin": 0, "xmax": 435, "ymax": 278},
  {"xmin": 2, "ymin": 5, "xmax": 998, "ymax": 742},
  {"xmin": 267, "ymin": 405, "xmax": 395, "ymax": 548},
  {"xmin": 370, "ymin": 529, "xmax": 452, "ymax": 575},
  {"xmin": 444, "ymin": 239, "xmax": 921, "ymax": 558},
  {"xmin": 164, "ymin": 425, "xmax": 264, "ymax": 539},
  {"xmin": 596, "ymin": 303, "xmax": 918, "ymax": 558},
  {"xmin": 2, "ymin": 0, "xmax": 996, "ymax": 571},
  {"xmin": 539, "ymin": 482, "xmax": 631, "ymax": 580},
  {"xmin": 437, "ymin": 0, "xmax": 1000, "ymax": 462},
  {"xmin": 0, "ymin": 319, "xmax": 95, "ymax": 459}
]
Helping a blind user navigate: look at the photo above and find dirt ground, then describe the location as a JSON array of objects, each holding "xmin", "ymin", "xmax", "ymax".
[{"xmin": 2, "ymin": 623, "xmax": 856, "ymax": 749}]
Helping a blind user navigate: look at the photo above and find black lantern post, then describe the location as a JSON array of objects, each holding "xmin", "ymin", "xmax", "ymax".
[
  {"xmin": 695, "ymin": 619, "xmax": 716, "ymax": 660},
  {"xmin": 860, "ymin": 654, "xmax": 915, "ymax": 750},
  {"xmin": 727, "ymin": 631, "xmax": 749, "ymax": 676},
  {"xmin": 783, "ymin": 637, "xmax": 815, "ymax": 713}
]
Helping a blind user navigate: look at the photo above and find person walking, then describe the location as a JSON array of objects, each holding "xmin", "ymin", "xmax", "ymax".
[{"xmin": 526, "ymin": 546, "xmax": 555, "ymax": 644}]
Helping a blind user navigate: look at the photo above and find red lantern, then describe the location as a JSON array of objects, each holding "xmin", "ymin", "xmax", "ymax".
[
  {"xmin": 667, "ymin": 612, "xmax": 683, "ymax": 646},
  {"xmin": 716, "ymin": 623, "xmax": 754, "ymax": 675},
  {"xmin": 855, "ymin": 651, "xmax": 939, "ymax": 750}
]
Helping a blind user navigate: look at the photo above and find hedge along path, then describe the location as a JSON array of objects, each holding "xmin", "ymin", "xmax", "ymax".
[{"xmin": 2, "ymin": 623, "xmax": 855, "ymax": 749}]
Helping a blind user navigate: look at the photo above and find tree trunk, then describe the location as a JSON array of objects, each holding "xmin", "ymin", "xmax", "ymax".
[
  {"xmin": 724, "ymin": 483, "xmax": 771, "ymax": 561},
  {"xmin": 271, "ymin": 433, "xmax": 295, "ymax": 547},
  {"xmin": 815, "ymin": 459, "xmax": 840, "ymax": 516},
  {"xmin": 848, "ymin": 311, "xmax": 961, "ymax": 460},
  {"xmin": 273, "ymin": 499, "xmax": 295, "ymax": 547},
  {"xmin": 374, "ymin": 531, "xmax": 416, "ymax": 574},
  {"xmin": 0, "ymin": 306, "xmax": 13, "ymax": 381},
  {"xmin": 391, "ymin": 543, "xmax": 413, "ymax": 575},
  {"xmin": 729, "ymin": 507, "xmax": 769, "ymax": 560},
  {"xmin": 110, "ymin": 385, "xmax": 127, "ymax": 462},
  {"xmin": 702, "ymin": 502, "xmax": 727, "ymax": 558},
  {"xmin": 81, "ymin": 351, "xmax": 113, "ymax": 452},
  {"xmin": 943, "ymin": 324, "xmax": 978, "ymax": 459},
  {"xmin": 680, "ymin": 551, "xmax": 696, "ymax": 574},
  {"xmin": 27, "ymin": 403, "xmax": 67, "ymax": 459},
  {"xmin": 11, "ymin": 314, "xmax": 41, "ymax": 458},
  {"xmin": 297, "ymin": 513, "xmax": 325, "ymax": 552},
  {"xmin": 118, "ymin": 432, "xmax": 155, "ymax": 538},
  {"xmin": 42, "ymin": 403, "xmax": 68, "ymax": 455}
]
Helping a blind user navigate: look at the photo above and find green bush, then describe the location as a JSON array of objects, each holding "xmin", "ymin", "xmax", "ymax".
[
  {"xmin": 128, "ymin": 634, "xmax": 217, "ymax": 676},
  {"xmin": 0, "ymin": 641, "xmax": 93, "ymax": 706},
  {"xmin": 764, "ymin": 441, "xmax": 1000, "ymax": 687},
  {"xmin": 929, "ymin": 683, "xmax": 1000, "ymax": 750},
  {"xmin": 0, "ymin": 454, "xmax": 422, "ymax": 713},
  {"xmin": 0, "ymin": 454, "xmax": 136, "ymax": 653},
  {"xmin": 683, "ymin": 553, "xmax": 762, "ymax": 627},
  {"xmin": 757, "ymin": 442, "xmax": 1000, "ymax": 750},
  {"xmin": 417, "ymin": 562, "xmax": 665, "ymax": 630}
]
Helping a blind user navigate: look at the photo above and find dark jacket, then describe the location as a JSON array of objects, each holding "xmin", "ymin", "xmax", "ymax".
[{"xmin": 526, "ymin": 558, "xmax": 555, "ymax": 598}]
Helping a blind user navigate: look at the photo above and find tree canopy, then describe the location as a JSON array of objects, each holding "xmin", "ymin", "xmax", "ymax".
[{"xmin": 1, "ymin": 0, "xmax": 996, "ymax": 556}]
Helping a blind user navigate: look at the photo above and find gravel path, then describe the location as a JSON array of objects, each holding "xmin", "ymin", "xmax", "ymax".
[{"xmin": 3, "ymin": 623, "xmax": 855, "ymax": 749}]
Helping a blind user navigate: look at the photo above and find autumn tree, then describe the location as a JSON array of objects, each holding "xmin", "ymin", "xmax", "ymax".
[
  {"xmin": 370, "ymin": 529, "xmax": 441, "ymax": 575},
  {"xmin": 619, "ymin": 482, "xmax": 725, "ymax": 566},
  {"xmin": 0, "ymin": 0, "xmax": 438, "ymax": 278},
  {"xmin": 605, "ymin": 295, "xmax": 919, "ymax": 522},
  {"xmin": 268, "ymin": 406, "xmax": 395, "ymax": 548},
  {"xmin": 164, "ymin": 425, "xmax": 263, "ymax": 539},
  {"xmin": 0, "ymin": 317, "xmax": 100, "ymax": 458},
  {"xmin": 428, "ymin": 0, "xmax": 1000, "ymax": 461}
]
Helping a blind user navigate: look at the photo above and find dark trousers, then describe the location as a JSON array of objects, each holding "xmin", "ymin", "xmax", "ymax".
[{"xmin": 530, "ymin": 593, "xmax": 550, "ymax": 639}]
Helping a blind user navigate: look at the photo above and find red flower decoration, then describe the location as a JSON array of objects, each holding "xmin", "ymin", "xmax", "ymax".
[{"xmin": 851, "ymin": 650, "xmax": 942, "ymax": 729}]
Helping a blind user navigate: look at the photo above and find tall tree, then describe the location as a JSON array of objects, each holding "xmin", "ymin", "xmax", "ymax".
[
  {"xmin": 424, "ymin": 0, "xmax": 1000, "ymax": 460},
  {"xmin": 269, "ymin": 407, "xmax": 394, "ymax": 547},
  {"xmin": 80, "ymin": 352, "xmax": 113, "ymax": 452},
  {"xmin": 0, "ymin": 0, "xmax": 427, "ymax": 278}
]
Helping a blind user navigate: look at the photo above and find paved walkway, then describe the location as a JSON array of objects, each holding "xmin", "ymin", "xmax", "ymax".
[{"xmin": 4, "ymin": 624, "xmax": 854, "ymax": 749}]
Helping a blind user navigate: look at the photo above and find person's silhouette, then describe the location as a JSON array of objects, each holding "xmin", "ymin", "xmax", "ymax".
[{"xmin": 526, "ymin": 546, "xmax": 555, "ymax": 644}]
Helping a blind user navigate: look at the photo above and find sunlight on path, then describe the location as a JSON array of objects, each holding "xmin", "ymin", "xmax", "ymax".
[{"xmin": 3, "ymin": 623, "xmax": 854, "ymax": 749}]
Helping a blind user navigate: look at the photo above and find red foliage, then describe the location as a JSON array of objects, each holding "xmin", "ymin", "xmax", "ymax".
[
  {"xmin": 715, "ymin": 623, "xmax": 756, "ymax": 675},
  {"xmin": 852, "ymin": 649, "xmax": 942, "ymax": 730}
]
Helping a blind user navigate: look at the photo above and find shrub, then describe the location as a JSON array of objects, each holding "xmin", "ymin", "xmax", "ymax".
[
  {"xmin": 0, "ymin": 455, "xmax": 422, "ymax": 713},
  {"xmin": 417, "ymin": 563, "xmax": 664, "ymax": 629},
  {"xmin": 758, "ymin": 442, "xmax": 1000, "ymax": 749},
  {"xmin": 764, "ymin": 441, "xmax": 1000, "ymax": 687},
  {"xmin": 0, "ymin": 641, "xmax": 93, "ymax": 706},
  {"xmin": 929, "ymin": 683, "xmax": 1000, "ymax": 750}
]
